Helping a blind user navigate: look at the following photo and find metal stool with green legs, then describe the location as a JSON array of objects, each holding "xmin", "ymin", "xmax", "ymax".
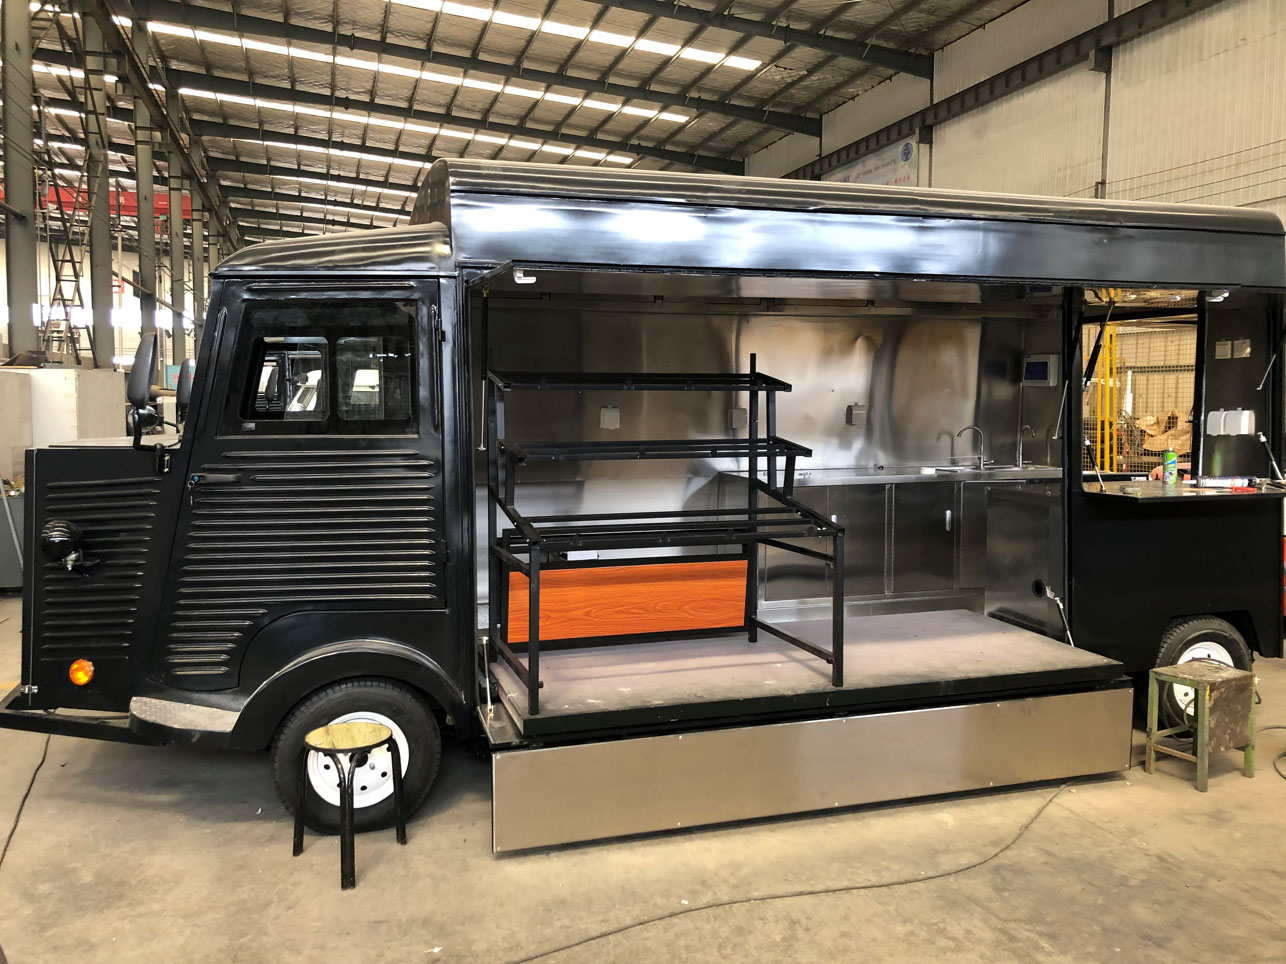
[
  {"xmin": 293, "ymin": 720, "xmax": 407, "ymax": 889},
  {"xmin": 1146, "ymin": 661, "xmax": 1255, "ymax": 792}
]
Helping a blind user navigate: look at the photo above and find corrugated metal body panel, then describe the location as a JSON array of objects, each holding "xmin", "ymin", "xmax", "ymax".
[
  {"xmin": 1106, "ymin": 0, "xmax": 1286, "ymax": 226},
  {"xmin": 36, "ymin": 477, "xmax": 162, "ymax": 656},
  {"xmin": 744, "ymin": 132, "xmax": 820, "ymax": 178},
  {"xmin": 934, "ymin": 0, "xmax": 1108, "ymax": 99},
  {"xmin": 931, "ymin": 68, "xmax": 1106, "ymax": 197},
  {"xmin": 822, "ymin": 74, "xmax": 933, "ymax": 156},
  {"xmin": 158, "ymin": 449, "xmax": 442, "ymax": 688}
]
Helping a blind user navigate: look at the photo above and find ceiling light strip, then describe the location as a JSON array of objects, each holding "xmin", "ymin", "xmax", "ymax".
[
  {"xmin": 181, "ymin": 87, "xmax": 634, "ymax": 164},
  {"xmin": 385, "ymin": 0, "xmax": 762, "ymax": 70},
  {"xmin": 148, "ymin": 21, "xmax": 689, "ymax": 124}
]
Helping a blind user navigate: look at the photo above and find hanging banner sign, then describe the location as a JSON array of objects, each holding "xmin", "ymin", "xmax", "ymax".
[{"xmin": 823, "ymin": 138, "xmax": 919, "ymax": 187}]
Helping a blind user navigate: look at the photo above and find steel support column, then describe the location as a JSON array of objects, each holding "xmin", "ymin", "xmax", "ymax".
[
  {"xmin": 83, "ymin": 17, "xmax": 115, "ymax": 367},
  {"xmin": 191, "ymin": 190, "xmax": 205, "ymax": 348},
  {"xmin": 3, "ymin": 0, "xmax": 39, "ymax": 356},
  {"xmin": 167, "ymin": 89, "xmax": 186, "ymax": 363},
  {"xmin": 168, "ymin": 175, "xmax": 186, "ymax": 362},
  {"xmin": 132, "ymin": 17, "xmax": 158, "ymax": 380}
]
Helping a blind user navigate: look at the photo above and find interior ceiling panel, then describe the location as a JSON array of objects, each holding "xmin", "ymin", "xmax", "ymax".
[{"xmin": 23, "ymin": 0, "xmax": 1031, "ymax": 238}]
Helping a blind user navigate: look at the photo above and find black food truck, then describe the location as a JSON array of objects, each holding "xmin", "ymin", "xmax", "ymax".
[{"xmin": 2, "ymin": 161, "xmax": 1283, "ymax": 851}]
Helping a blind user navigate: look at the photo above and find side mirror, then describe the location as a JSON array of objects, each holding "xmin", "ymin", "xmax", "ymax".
[
  {"xmin": 175, "ymin": 357, "xmax": 195, "ymax": 422},
  {"xmin": 127, "ymin": 333, "xmax": 158, "ymax": 409},
  {"xmin": 126, "ymin": 403, "xmax": 160, "ymax": 436},
  {"xmin": 127, "ymin": 333, "xmax": 159, "ymax": 450}
]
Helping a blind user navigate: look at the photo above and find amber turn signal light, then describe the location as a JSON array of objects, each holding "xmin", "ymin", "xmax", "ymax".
[{"xmin": 69, "ymin": 659, "xmax": 94, "ymax": 686}]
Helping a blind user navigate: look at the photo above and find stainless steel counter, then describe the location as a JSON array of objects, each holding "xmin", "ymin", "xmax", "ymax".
[{"xmin": 725, "ymin": 465, "xmax": 1063, "ymax": 487}]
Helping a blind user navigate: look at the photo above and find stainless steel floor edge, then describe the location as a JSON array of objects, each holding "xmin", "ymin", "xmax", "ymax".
[{"xmin": 490, "ymin": 684, "xmax": 1133, "ymax": 853}]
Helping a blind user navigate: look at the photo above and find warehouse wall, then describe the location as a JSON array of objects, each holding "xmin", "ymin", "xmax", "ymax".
[
  {"xmin": 1105, "ymin": 0, "xmax": 1286, "ymax": 223},
  {"xmin": 746, "ymin": 0, "xmax": 1286, "ymax": 234},
  {"xmin": 929, "ymin": 0, "xmax": 1108, "ymax": 197}
]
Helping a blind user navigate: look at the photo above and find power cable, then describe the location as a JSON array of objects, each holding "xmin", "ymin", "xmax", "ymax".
[
  {"xmin": 505, "ymin": 780, "xmax": 1079, "ymax": 964},
  {"xmin": 0, "ymin": 735, "xmax": 50, "ymax": 873},
  {"xmin": 1256, "ymin": 725, "xmax": 1286, "ymax": 781}
]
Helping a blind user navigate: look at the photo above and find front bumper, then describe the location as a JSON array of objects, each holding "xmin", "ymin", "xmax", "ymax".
[{"xmin": 0, "ymin": 684, "xmax": 158, "ymax": 745}]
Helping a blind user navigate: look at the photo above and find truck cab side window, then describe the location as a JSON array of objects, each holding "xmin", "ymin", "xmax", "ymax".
[
  {"xmin": 223, "ymin": 298, "xmax": 420, "ymax": 436},
  {"xmin": 337, "ymin": 335, "xmax": 413, "ymax": 422}
]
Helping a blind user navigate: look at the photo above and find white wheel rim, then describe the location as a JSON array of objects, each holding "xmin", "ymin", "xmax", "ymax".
[
  {"xmin": 1171, "ymin": 640, "xmax": 1234, "ymax": 718},
  {"xmin": 305, "ymin": 710, "xmax": 410, "ymax": 809}
]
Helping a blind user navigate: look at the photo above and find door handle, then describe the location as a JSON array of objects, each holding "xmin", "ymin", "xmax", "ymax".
[
  {"xmin": 944, "ymin": 509, "xmax": 953, "ymax": 532},
  {"xmin": 187, "ymin": 472, "xmax": 240, "ymax": 506},
  {"xmin": 190, "ymin": 472, "xmax": 240, "ymax": 485}
]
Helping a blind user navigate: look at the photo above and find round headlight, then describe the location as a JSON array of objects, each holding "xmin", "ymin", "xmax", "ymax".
[{"xmin": 40, "ymin": 519, "xmax": 84, "ymax": 564}]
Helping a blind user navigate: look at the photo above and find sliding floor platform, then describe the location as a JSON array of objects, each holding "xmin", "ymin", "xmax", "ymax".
[
  {"xmin": 485, "ymin": 610, "xmax": 1133, "ymax": 852},
  {"xmin": 489, "ymin": 609, "xmax": 1127, "ymax": 737}
]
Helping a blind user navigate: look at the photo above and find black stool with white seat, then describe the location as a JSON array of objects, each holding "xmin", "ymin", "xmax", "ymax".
[{"xmin": 292, "ymin": 720, "xmax": 407, "ymax": 889}]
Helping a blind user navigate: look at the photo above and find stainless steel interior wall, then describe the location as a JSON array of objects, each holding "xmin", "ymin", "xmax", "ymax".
[{"xmin": 471, "ymin": 285, "xmax": 1067, "ymax": 607}]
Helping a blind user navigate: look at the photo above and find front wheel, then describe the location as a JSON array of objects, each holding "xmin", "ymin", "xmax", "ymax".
[
  {"xmin": 271, "ymin": 678, "xmax": 442, "ymax": 834},
  {"xmin": 1154, "ymin": 617, "xmax": 1252, "ymax": 729}
]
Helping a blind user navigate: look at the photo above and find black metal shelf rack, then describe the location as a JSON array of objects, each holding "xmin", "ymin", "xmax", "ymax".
[{"xmin": 484, "ymin": 356, "xmax": 845, "ymax": 716}]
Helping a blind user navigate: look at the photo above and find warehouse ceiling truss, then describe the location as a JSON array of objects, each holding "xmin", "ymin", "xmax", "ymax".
[{"xmin": 8, "ymin": 0, "xmax": 1028, "ymax": 242}]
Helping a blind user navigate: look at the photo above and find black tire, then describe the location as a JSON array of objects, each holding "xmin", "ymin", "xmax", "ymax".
[
  {"xmin": 1154, "ymin": 617, "xmax": 1252, "ymax": 729},
  {"xmin": 271, "ymin": 678, "xmax": 442, "ymax": 834}
]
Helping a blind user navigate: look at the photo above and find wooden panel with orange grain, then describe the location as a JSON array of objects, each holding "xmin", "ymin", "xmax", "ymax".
[{"xmin": 506, "ymin": 560, "xmax": 748, "ymax": 643}]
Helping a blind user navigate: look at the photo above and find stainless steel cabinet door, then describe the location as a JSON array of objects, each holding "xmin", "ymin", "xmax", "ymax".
[
  {"xmin": 892, "ymin": 482, "xmax": 956, "ymax": 592},
  {"xmin": 958, "ymin": 482, "xmax": 1027, "ymax": 589},
  {"xmin": 829, "ymin": 484, "xmax": 888, "ymax": 596}
]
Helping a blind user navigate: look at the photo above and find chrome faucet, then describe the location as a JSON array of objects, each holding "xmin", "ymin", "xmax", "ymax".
[
  {"xmin": 957, "ymin": 424, "xmax": 986, "ymax": 470},
  {"xmin": 1020, "ymin": 424, "xmax": 1037, "ymax": 465}
]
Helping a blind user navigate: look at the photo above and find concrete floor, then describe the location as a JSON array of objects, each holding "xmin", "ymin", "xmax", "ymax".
[{"xmin": 2, "ymin": 592, "xmax": 1285, "ymax": 963}]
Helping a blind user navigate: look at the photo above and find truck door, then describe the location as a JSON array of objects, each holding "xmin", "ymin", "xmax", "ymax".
[{"xmin": 151, "ymin": 281, "xmax": 447, "ymax": 692}]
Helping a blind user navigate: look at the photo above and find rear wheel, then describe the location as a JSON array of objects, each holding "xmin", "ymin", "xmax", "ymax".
[
  {"xmin": 271, "ymin": 678, "xmax": 442, "ymax": 834},
  {"xmin": 1154, "ymin": 617, "xmax": 1252, "ymax": 729}
]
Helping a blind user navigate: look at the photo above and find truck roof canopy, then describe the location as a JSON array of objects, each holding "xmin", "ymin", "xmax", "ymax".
[{"xmin": 217, "ymin": 159, "xmax": 1285, "ymax": 290}]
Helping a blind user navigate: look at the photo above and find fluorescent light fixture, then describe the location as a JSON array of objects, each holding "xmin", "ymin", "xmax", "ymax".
[
  {"xmin": 539, "ymin": 21, "xmax": 588, "ymax": 40},
  {"xmin": 493, "ymin": 11, "xmax": 540, "ymax": 29},
  {"xmin": 442, "ymin": 1, "xmax": 492, "ymax": 20},
  {"xmin": 589, "ymin": 29, "xmax": 634, "ymax": 47},
  {"xmin": 635, "ymin": 39, "xmax": 680, "ymax": 56},
  {"xmin": 679, "ymin": 48, "xmax": 725, "ymax": 64}
]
